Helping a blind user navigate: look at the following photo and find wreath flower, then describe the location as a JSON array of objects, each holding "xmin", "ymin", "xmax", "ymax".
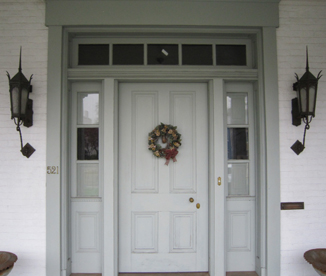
[{"xmin": 148, "ymin": 123, "xmax": 182, "ymax": 165}]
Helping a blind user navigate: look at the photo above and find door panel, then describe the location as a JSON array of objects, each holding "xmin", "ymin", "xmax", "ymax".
[{"xmin": 119, "ymin": 82, "xmax": 208, "ymax": 273}]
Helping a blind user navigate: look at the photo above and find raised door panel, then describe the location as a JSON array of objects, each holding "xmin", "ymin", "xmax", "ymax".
[
  {"xmin": 170, "ymin": 92, "xmax": 196, "ymax": 193},
  {"xmin": 132, "ymin": 212, "xmax": 158, "ymax": 253},
  {"xmin": 226, "ymin": 199, "xmax": 255, "ymax": 271},
  {"xmin": 132, "ymin": 92, "xmax": 159, "ymax": 193},
  {"xmin": 71, "ymin": 202, "xmax": 101, "ymax": 273}
]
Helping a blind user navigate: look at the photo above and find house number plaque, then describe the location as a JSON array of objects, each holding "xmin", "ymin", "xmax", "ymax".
[{"xmin": 47, "ymin": 166, "xmax": 59, "ymax": 174}]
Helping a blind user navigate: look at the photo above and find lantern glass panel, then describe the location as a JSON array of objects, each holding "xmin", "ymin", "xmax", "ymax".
[
  {"xmin": 298, "ymin": 85, "xmax": 316, "ymax": 115},
  {"xmin": 11, "ymin": 87, "xmax": 20, "ymax": 116},
  {"xmin": 309, "ymin": 86, "xmax": 316, "ymax": 114},
  {"xmin": 21, "ymin": 88, "xmax": 28, "ymax": 115}
]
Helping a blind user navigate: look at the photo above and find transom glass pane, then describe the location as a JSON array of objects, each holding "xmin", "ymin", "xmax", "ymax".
[
  {"xmin": 182, "ymin": 44, "xmax": 213, "ymax": 65},
  {"xmin": 77, "ymin": 128, "xmax": 99, "ymax": 160},
  {"xmin": 113, "ymin": 44, "xmax": 144, "ymax": 65},
  {"xmin": 228, "ymin": 163, "xmax": 249, "ymax": 195},
  {"xmin": 78, "ymin": 44, "xmax": 110, "ymax": 65},
  {"xmin": 77, "ymin": 164, "xmax": 99, "ymax": 197},
  {"xmin": 216, "ymin": 45, "xmax": 246, "ymax": 66},
  {"xmin": 147, "ymin": 44, "xmax": 178, "ymax": 65},
  {"xmin": 227, "ymin": 128, "xmax": 248, "ymax": 160},
  {"xmin": 227, "ymin": 93, "xmax": 248, "ymax": 125},
  {"xmin": 77, "ymin": 93, "xmax": 99, "ymax": 125}
]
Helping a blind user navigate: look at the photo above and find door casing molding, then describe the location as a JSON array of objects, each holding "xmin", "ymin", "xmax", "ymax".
[{"xmin": 46, "ymin": 26, "xmax": 280, "ymax": 276}]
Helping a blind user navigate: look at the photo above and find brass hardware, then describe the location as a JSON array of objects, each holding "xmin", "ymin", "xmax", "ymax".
[
  {"xmin": 196, "ymin": 203, "xmax": 200, "ymax": 209},
  {"xmin": 218, "ymin": 177, "xmax": 222, "ymax": 186},
  {"xmin": 189, "ymin": 197, "xmax": 194, "ymax": 203}
]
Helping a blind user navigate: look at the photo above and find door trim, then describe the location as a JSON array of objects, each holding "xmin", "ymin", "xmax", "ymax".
[{"xmin": 46, "ymin": 26, "xmax": 280, "ymax": 276}]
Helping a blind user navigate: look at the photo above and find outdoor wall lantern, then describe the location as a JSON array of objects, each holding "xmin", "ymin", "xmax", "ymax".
[
  {"xmin": 291, "ymin": 47, "xmax": 322, "ymax": 155},
  {"xmin": 6, "ymin": 47, "xmax": 35, "ymax": 158}
]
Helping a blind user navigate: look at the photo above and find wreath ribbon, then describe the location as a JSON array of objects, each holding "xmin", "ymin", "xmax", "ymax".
[{"xmin": 164, "ymin": 148, "xmax": 178, "ymax": 165}]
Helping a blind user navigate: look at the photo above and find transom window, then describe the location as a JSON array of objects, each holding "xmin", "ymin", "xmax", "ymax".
[{"xmin": 70, "ymin": 36, "xmax": 254, "ymax": 68}]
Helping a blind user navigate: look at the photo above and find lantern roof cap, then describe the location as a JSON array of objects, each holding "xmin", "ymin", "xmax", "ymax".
[
  {"xmin": 9, "ymin": 47, "xmax": 30, "ymax": 84},
  {"xmin": 297, "ymin": 46, "xmax": 322, "ymax": 83}
]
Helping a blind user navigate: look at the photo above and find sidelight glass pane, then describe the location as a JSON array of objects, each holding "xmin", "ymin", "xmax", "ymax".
[
  {"xmin": 147, "ymin": 44, "xmax": 179, "ymax": 65},
  {"xmin": 113, "ymin": 44, "xmax": 144, "ymax": 65},
  {"xmin": 227, "ymin": 128, "xmax": 248, "ymax": 160},
  {"xmin": 77, "ymin": 93, "xmax": 99, "ymax": 125},
  {"xmin": 78, "ymin": 44, "xmax": 110, "ymax": 65},
  {"xmin": 227, "ymin": 93, "xmax": 248, "ymax": 125},
  {"xmin": 182, "ymin": 44, "xmax": 213, "ymax": 65},
  {"xmin": 216, "ymin": 45, "xmax": 246, "ymax": 66},
  {"xmin": 77, "ymin": 164, "xmax": 99, "ymax": 197},
  {"xmin": 77, "ymin": 128, "xmax": 99, "ymax": 160},
  {"xmin": 228, "ymin": 163, "xmax": 249, "ymax": 195}
]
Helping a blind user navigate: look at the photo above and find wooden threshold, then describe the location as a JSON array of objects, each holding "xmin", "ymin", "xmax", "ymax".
[
  {"xmin": 119, "ymin": 273, "xmax": 209, "ymax": 276},
  {"xmin": 226, "ymin": 272, "xmax": 258, "ymax": 276},
  {"xmin": 71, "ymin": 272, "xmax": 257, "ymax": 276},
  {"xmin": 71, "ymin": 274, "xmax": 101, "ymax": 276}
]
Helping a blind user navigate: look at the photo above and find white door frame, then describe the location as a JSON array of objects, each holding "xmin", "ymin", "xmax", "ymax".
[
  {"xmin": 101, "ymin": 78, "xmax": 226, "ymax": 276},
  {"xmin": 46, "ymin": 26, "xmax": 280, "ymax": 276}
]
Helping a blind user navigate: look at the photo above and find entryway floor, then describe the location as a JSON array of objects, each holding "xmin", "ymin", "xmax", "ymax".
[
  {"xmin": 119, "ymin": 273, "xmax": 209, "ymax": 276},
  {"xmin": 226, "ymin": 273, "xmax": 258, "ymax": 276},
  {"xmin": 71, "ymin": 272, "xmax": 258, "ymax": 276}
]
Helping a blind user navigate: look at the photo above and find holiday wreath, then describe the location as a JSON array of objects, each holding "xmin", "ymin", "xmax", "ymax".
[{"xmin": 148, "ymin": 123, "xmax": 182, "ymax": 165}]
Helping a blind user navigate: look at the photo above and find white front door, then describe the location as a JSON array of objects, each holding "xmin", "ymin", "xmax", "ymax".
[{"xmin": 119, "ymin": 82, "xmax": 209, "ymax": 273}]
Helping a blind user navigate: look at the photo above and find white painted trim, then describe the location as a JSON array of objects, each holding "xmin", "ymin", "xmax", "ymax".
[
  {"xmin": 61, "ymin": 28, "xmax": 70, "ymax": 276},
  {"xmin": 103, "ymin": 78, "xmax": 118, "ymax": 276},
  {"xmin": 261, "ymin": 27, "xmax": 281, "ymax": 276},
  {"xmin": 67, "ymin": 68, "xmax": 258, "ymax": 80},
  {"xmin": 208, "ymin": 79, "xmax": 226, "ymax": 276},
  {"xmin": 45, "ymin": 1, "xmax": 280, "ymax": 27},
  {"xmin": 46, "ymin": 25, "xmax": 63, "ymax": 276}
]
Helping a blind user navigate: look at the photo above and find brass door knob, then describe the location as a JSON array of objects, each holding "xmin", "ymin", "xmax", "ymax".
[
  {"xmin": 189, "ymin": 197, "xmax": 194, "ymax": 203},
  {"xmin": 196, "ymin": 203, "xmax": 200, "ymax": 209}
]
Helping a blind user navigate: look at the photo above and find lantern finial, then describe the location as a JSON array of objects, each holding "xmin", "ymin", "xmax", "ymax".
[
  {"xmin": 306, "ymin": 46, "xmax": 309, "ymax": 72},
  {"xmin": 19, "ymin": 46, "xmax": 22, "ymax": 73}
]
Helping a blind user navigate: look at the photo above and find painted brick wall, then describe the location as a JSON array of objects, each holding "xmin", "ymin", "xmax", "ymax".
[
  {"xmin": 277, "ymin": 0, "xmax": 326, "ymax": 275},
  {"xmin": 0, "ymin": 0, "xmax": 47, "ymax": 276},
  {"xmin": 1, "ymin": 0, "xmax": 326, "ymax": 276}
]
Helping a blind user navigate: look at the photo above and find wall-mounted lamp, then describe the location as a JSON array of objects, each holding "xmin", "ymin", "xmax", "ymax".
[
  {"xmin": 6, "ymin": 48, "xmax": 35, "ymax": 158},
  {"xmin": 291, "ymin": 47, "xmax": 322, "ymax": 155}
]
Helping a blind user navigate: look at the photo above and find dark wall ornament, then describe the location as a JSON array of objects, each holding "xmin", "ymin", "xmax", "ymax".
[
  {"xmin": 148, "ymin": 123, "xmax": 182, "ymax": 165},
  {"xmin": 291, "ymin": 47, "xmax": 322, "ymax": 155},
  {"xmin": 6, "ymin": 47, "xmax": 35, "ymax": 158}
]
